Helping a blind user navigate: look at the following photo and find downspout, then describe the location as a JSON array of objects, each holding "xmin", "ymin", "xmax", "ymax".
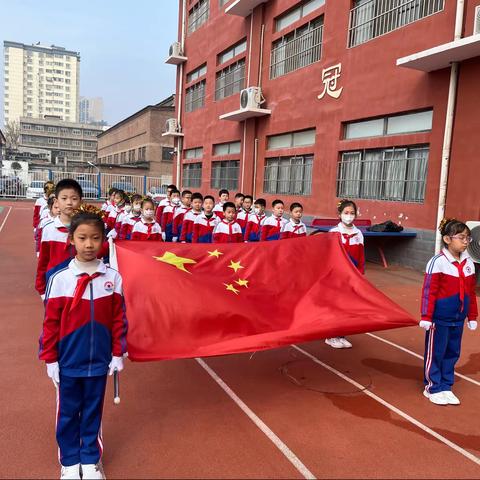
[
  {"xmin": 435, "ymin": 0, "xmax": 464, "ymax": 252},
  {"xmin": 176, "ymin": 0, "xmax": 187, "ymax": 187}
]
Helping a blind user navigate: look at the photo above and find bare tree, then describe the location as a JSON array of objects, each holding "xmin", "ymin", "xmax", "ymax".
[{"xmin": 4, "ymin": 120, "xmax": 20, "ymax": 150}]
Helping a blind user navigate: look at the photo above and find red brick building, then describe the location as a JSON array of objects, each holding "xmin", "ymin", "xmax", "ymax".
[{"xmin": 165, "ymin": 0, "xmax": 480, "ymax": 268}]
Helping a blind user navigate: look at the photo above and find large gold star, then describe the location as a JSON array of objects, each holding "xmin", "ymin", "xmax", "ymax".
[
  {"xmin": 235, "ymin": 279, "xmax": 249, "ymax": 288},
  {"xmin": 228, "ymin": 260, "xmax": 244, "ymax": 273},
  {"xmin": 224, "ymin": 283, "xmax": 240, "ymax": 295},
  {"xmin": 153, "ymin": 252, "xmax": 197, "ymax": 274},
  {"xmin": 208, "ymin": 249, "xmax": 223, "ymax": 258}
]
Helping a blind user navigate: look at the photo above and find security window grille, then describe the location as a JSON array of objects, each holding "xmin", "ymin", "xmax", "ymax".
[
  {"xmin": 337, "ymin": 146, "xmax": 429, "ymax": 202},
  {"xmin": 186, "ymin": 80, "xmax": 206, "ymax": 112},
  {"xmin": 186, "ymin": 64, "xmax": 207, "ymax": 83},
  {"xmin": 211, "ymin": 160, "xmax": 240, "ymax": 190},
  {"xmin": 183, "ymin": 163, "xmax": 203, "ymax": 188},
  {"xmin": 188, "ymin": 0, "xmax": 210, "ymax": 35},
  {"xmin": 270, "ymin": 18, "xmax": 323, "ymax": 79},
  {"xmin": 215, "ymin": 60, "xmax": 246, "ymax": 100},
  {"xmin": 349, "ymin": 0, "xmax": 445, "ymax": 48},
  {"xmin": 264, "ymin": 155, "xmax": 313, "ymax": 195}
]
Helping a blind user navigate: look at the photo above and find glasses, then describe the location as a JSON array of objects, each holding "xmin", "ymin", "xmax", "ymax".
[{"xmin": 450, "ymin": 235, "xmax": 473, "ymax": 243}]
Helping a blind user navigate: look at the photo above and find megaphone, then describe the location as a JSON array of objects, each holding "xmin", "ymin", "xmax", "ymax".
[{"xmin": 466, "ymin": 221, "xmax": 480, "ymax": 263}]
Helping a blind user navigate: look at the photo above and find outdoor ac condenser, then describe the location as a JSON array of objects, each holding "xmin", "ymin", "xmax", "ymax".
[
  {"xmin": 466, "ymin": 221, "xmax": 480, "ymax": 263},
  {"xmin": 169, "ymin": 42, "xmax": 183, "ymax": 57},
  {"xmin": 240, "ymin": 87, "xmax": 265, "ymax": 110},
  {"xmin": 165, "ymin": 118, "xmax": 179, "ymax": 134}
]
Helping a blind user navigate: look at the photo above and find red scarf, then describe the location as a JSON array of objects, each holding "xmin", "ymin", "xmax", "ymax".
[
  {"xmin": 70, "ymin": 272, "xmax": 100, "ymax": 313},
  {"xmin": 453, "ymin": 259, "xmax": 467, "ymax": 310}
]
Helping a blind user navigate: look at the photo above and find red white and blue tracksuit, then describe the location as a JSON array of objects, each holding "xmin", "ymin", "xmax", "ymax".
[
  {"xmin": 421, "ymin": 249, "xmax": 478, "ymax": 394},
  {"xmin": 180, "ymin": 210, "xmax": 201, "ymax": 243},
  {"xmin": 101, "ymin": 200, "xmax": 112, "ymax": 212},
  {"xmin": 119, "ymin": 213, "xmax": 142, "ymax": 240},
  {"xmin": 244, "ymin": 214, "xmax": 266, "ymax": 242},
  {"xmin": 260, "ymin": 216, "xmax": 288, "ymax": 242},
  {"xmin": 155, "ymin": 197, "xmax": 170, "ymax": 225},
  {"xmin": 173, "ymin": 204, "xmax": 191, "ymax": 240},
  {"xmin": 212, "ymin": 219, "xmax": 243, "ymax": 243},
  {"xmin": 161, "ymin": 203, "xmax": 178, "ymax": 242},
  {"xmin": 39, "ymin": 260, "xmax": 128, "ymax": 467},
  {"xmin": 105, "ymin": 205, "xmax": 124, "ymax": 232},
  {"xmin": 131, "ymin": 219, "xmax": 163, "ymax": 241},
  {"xmin": 329, "ymin": 223, "xmax": 365, "ymax": 274},
  {"xmin": 236, "ymin": 209, "xmax": 253, "ymax": 235},
  {"xmin": 213, "ymin": 203, "xmax": 225, "ymax": 220},
  {"xmin": 35, "ymin": 212, "xmax": 56, "ymax": 256},
  {"xmin": 192, "ymin": 213, "xmax": 218, "ymax": 243},
  {"xmin": 281, "ymin": 219, "xmax": 307, "ymax": 239},
  {"xmin": 33, "ymin": 195, "xmax": 48, "ymax": 230}
]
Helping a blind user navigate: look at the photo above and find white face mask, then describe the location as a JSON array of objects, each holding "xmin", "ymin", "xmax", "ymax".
[
  {"xmin": 133, "ymin": 204, "xmax": 142, "ymax": 213},
  {"xmin": 143, "ymin": 209, "xmax": 154, "ymax": 219},
  {"xmin": 254, "ymin": 207, "xmax": 260, "ymax": 215},
  {"xmin": 171, "ymin": 198, "xmax": 180, "ymax": 205},
  {"xmin": 124, "ymin": 205, "xmax": 132, "ymax": 214},
  {"xmin": 341, "ymin": 213, "xmax": 355, "ymax": 225}
]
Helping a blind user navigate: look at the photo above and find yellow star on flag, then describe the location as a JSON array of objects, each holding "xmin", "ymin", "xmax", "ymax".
[
  {"xmin": 228, "ymin": 260, "xmax": 244, "ymax": 273},
  {"xmin": 153, "ymin": 252, "xmax": 197, "ymax": 274},
  {"xmin": 235, "ymin": 279, "xmax": 249, "ymax": 288},
  {"xmin": 224, "ymin": 283, "xmax": 240, "ymax": 295},
  {"xmin": 208, "ymin": 249, "xmax": 223, "ymax": 258}
]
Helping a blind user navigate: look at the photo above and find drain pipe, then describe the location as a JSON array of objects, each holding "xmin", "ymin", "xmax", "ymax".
[
  {"xmin": 176, "ymin": 0, "xmax": 187, "ymax": 187},
  {"xmin": 435, "ymin": 0, "xmax": 464, "ymax": 252}
]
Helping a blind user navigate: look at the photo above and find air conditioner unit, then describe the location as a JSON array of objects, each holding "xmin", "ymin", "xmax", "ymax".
[
  {"xmin": 165, "ymin": 118, "xmax": 179, "ymax": 134},
  {"xmin": 169, "ymin": 42, "xmax": 183, "ymax": 57},
  {"xmin": 466, "ymin": 221, "xmax": 480, "ymax": 263},
  {"xmin": 240, "ymin": 87, "xmax": 265, "ymax": 110}
]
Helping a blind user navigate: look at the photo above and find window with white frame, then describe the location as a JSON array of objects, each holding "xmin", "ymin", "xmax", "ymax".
[
  {"xmin": 215, "ymin": 59, "xmax": 246, "ymax": 100},
  {"xmin": 188, "ymin": 0, "xmax": 210, "ymax": 34},
  {"xmin": 183, "ymin": 163, "xmax": 203, "ymax": 188},
  {"xmin": 185, "ymin": 147, "xmax": 204, "ymax": 159},
  {"xmin": 267, "ymin": 129, "xmax": 316, "ymax": 150},
  {"xmin": 270, "ymin": 17, "xmax": 323, "ymax": 79},
  {"xmin": 186, "ymin": 64, "xmax": 207, "ymax": 83},
  {"xmin": 185, "ymin": 80, "xmax": 206, "ymax": 112},
  {"xmin": 211, "ymin": 160, "xmax": 240, "ymax": 190},
  {"xmin": 264, "ymin": 155, "xmax": 313, "ymax": 195},
  {"xmin": 213, "ymin": 141, "xmax": 241, "ymax": 156},
  {"xmin": 275, "ymin": 0, "xmax": 325, "ymax": 31},
  {"xmin": 218, "ymin": 39, "xmax": 247, "ymax": 65},
  {"xmin": 336, "ymin": 145, "xmax": 429, "ymax": 203}
]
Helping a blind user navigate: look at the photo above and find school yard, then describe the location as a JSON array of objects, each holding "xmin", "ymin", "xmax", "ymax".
[{"xmin": 1, "ymin": 199, "xmax": 479, "ymax": 479}]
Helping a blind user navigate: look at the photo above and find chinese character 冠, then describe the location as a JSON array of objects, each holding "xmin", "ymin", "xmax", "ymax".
[{"xmin": 318, "ymin": 63, "xmax": 344, "ymax": 100}]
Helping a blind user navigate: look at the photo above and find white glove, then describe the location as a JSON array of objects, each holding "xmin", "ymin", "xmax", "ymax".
[
  {"xmin": 161, "ymin": 232, "xmax": 166, "ymax": 242},
  {"xmin": 419, "ymin": 320, "xmax": 432, "ymax": 331},
  {"xmin": 467, "ymin": 320, "xmax": 478, "ymax": 331},
  {"xmin": 107, "ymin": 229, "xmax": 118, "ymax": 240},
  {"xmin": 40, "ymin": 294, "xmax": 45, "ymax": 302},
  {"xmin": 172, "ymin": 236, "xmax": 178, "ymax": 243},
  {"xmin": 109, "ymin": 356, "xmax": 124, "ymax": 376},
  {"xmin": 46, "ymin": 362, "xmax": 60, "ymax": 386}
]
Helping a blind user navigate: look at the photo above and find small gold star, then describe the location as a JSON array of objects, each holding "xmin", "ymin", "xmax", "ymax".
[
  {"xmin": 224, "ymin": 283, "xmax": 240, "ymax": 295},
  {"xmin": 235, "ymin": 279, "xmax": 249, "ymax": 288},
  {"xmin": 208, "ymin": 249, "xmax": 223, "ymax": 258},
  {"xmin": 228, "ymin": 260, "xmax": 244, "ymax": 273},
  {"xmin": 153, "ymin": 252, "xmax": 197, "ymax": 274}
]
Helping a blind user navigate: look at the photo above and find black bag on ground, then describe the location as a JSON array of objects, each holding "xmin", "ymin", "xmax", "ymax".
[{"xmin": 367, "ymin": 220, "xmax": 404, "ymax": 232}]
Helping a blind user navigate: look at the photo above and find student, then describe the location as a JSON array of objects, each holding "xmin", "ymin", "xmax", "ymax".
[
  {"xmin": 260, "ymin": 200, "xmax": 288, "ymax": 241},
  {"xmin": 420, "ymin": 219, "xmax": 478, "ymax": 405},
  {"xmin": 39, "ymin": 208, "xmax": 127, "ymax": 480},
  {"xmin": 172, "ymin": 190, "xmax": 192, "ymax": 241},
  {"xmin": 192, "ymin": 195, "xmax": 218, "ymax": 243},
  {"xmin": 281, "ymin": 202, "xmax": 307, "ymax": 239},
  {"xmin": 105, "ymin": 190, "xmax": 127, "ymax": 231},
  {"xmin": 212, "ymin": 202, "xmax": 243, "ymax": 243},
  {"xmin": 234, "ymin": 193, "xmax": 245, "ymax": 212},
  {"xmin": 119, "ymin": 194, "xmax": 143, "ymax": 240},
  {"xmin": 236, "ymin": 195, "xmax": 253, "ymax": 234},
  {"xmin": 155, "ymin": 184, "xmax": 176, "ymax": 225},
  {"xmin": 101, "ymin": 187, "xmax": 117, "ymax": 212},
  {"xmin": 213, "ymin": 189, "xmax": 229, "ymax": 220},
  {"xmin": 180, "ymin": 192, "xmax": 203, "ymax": 243},
  {"xmin": 161, "ymin": 189, "xmax": 181, "ymax": 242},
  {"xmin": 131, "ymin": 198, "xmax": 163, "ymax": 241},
  {"xmin": 325, "ymin": 199, "xmax": 365, "ymax": 349},
  {"xmin": 33, "ymin": 180, "xmax": 55, "ymax": 233},
  {"xmin": 244, "ymin": 198, "xmax": 267, "ymax": 242},
  {"xmin": 35, "ymin": 179, "xmax": 83, "ymax": 300},
  {"xmin": 35, "ymin": 195, "xmax": 60, "ymax": 257},
  {"xmin": 114, "ymin": 196, "xmax": 131, "ymax": 234}
]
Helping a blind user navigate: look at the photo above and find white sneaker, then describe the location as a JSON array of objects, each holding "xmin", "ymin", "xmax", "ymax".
[
  {"xmin": 339, "ymin": 337, "xmax": 353, "ymax": 348},
  {"xmin": 60, "ymin": 464, "xmax": 81, "ymax": 480},
  {"xmin": 423, "ymin": 389, "xmax": 448, "ymax": 405},
  {"xmin": 442, "ymin": 391, "xmax": 460, "ymax": 405},
  {"xmin": 81, "ymin": 463, "xmax": 105, "ymax": 480},
  {"xmin": 325, "ymin": 337, "xmax": 345, "ymax": 349}
]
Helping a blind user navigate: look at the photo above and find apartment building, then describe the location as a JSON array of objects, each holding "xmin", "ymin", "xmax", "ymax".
[{"xmin": 79, "ymin": 96, "xmax": 104, "ymax": 124}]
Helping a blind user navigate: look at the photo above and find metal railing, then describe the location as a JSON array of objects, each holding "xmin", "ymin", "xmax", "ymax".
[
  {"xmin": 188, "ymin": 0, "xmax": 210, "ymax": 34},
  {"xmin": 182, "ymin": 164, "xmax": 202, "ymax": 188},
  {"xmin": 210, "ymin": 161, "xmax": 239, "ymax": 190},
  {"xmin": 185, "ymin": 81, "xmax": 206, "ymax": 113},
  {"xmin": 348, "ymin": 0, "xmax": 445, "ymax": 47},
  {"xmin": 263, "ymin": 155, "xmax": 313, "ymax": 196},
  {"xmin": 215, "ymin": 61, "xmax": 246, "ymax": 100}
]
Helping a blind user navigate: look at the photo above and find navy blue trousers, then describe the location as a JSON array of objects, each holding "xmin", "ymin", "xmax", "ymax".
[
  {"xmin": 56, "ymin": 375, "xmax": 107, "ymax": 466},
  {"xmin": 424, "ymin": 323, "xmax": 463, "ymax": 394}
]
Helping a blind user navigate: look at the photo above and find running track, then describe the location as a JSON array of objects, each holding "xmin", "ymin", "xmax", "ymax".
[{"xmin": 1, "ymin": 200, "xmax": 479, "ymax": 479}]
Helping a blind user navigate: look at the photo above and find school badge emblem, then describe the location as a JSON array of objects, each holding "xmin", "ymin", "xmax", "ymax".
[{"xmin": 104, "ymin": 281, "xmax": 114, "ymax": 292}]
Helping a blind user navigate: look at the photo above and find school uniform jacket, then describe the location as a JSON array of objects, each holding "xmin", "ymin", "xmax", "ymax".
[
  {"xmin": 244, "ymin": 214, "xmax": 266, "ymax": 242},
  {"xmin": 173, "ymin": 204, "xmax": 191, "ymax": 237},
  {"xmin": 192, "ymin": 213, "xmax": 218, "ymax": 243},
  {"xmin": 35, "ymin": 213, "xmax": 56, "ymax": 254},
  {"xmin": 101, "ymin": 200, "xmax": 111, "ymax": 212},
  {"xmin": 213, "ymin": 203, "xmax": 225, "ymax": 220},
  {"xmin": 280, "ymin": 220, "xmax": 307, "ymax": 239},
  {"xmin": 260, "ymin": 216, "xmax": 288, "ymax": 242},
  {"xmin": 33, "ymin": 195, "xmax": 48, "ymax": 229},
  {"xmin": 421, "ymin": 249, "xmax": 478, "ymax": 326},
  {"xmin": 119, "ymin": 213, "xmax": 142, "ymax": 240},
  {"xmin": 106, "ymin": 205, "xmax": 124, "ymax": 231},
  {"xmin": 161, "ymin": 203, "xmax": 178, "ymax": 239},
  {"xmin": 39, "ymin": 260, "xmax": 128, "ymax": 377},
  {"xmin": 155, "ymin": 197, "xmax": 170, "ymax": 224},
  {"xmin": 180, "ymin": 210, "xmax": 201, "ymax": 242},
  {"xmin": 329, "ymin": 222, "xmax": 365, "ymax": 274},
  {"xmin": 131, "ymin": 219, "xmax": 163, "ymax": 241},
  {"xmin": 212, "ymin": 220, "xmax": 243, "ymax": 243},
  {"xmin": 236, "ymin": 209, "xmax": 253, "ymax": 233}
]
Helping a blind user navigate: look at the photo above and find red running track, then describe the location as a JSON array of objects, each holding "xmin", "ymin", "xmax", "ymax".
[{"xmin": 0, "ymin": 200, "xmax": 479, "ymax": 479}]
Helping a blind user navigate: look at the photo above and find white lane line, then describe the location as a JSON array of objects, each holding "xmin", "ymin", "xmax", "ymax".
[
  {"xmin": 366, "ymin": 332, "xmax": 480, "ymax": 388},
  {"xmin": 0, "ymin": 206, "xmax": 12, "ymax": 234},
  {"xmin": 292, "ymin": 345, "xmax": 480, "ymax": 467},
  {"xmin": 195, "ymin": 357, "xmax": 316, "ymax": 480}
]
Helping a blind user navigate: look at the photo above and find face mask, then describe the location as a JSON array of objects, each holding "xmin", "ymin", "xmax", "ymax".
[
  {"xmin": 341, "ymin": 214, "xmax": 355, "ymax": 225},
  {"xmin": 133, "ymin": 205, "xmax": 141, "ymax": 213},
  {"xmin": 143, "ymin": 209, "xmax": 154, "ymax": 218},
  {"xmin": 172, "ymin": 198, "xmax": 180, "ymax": 205},
  {"xmin": 117, "ymin": 202, "xmax": 125, "ymax": 209},
  {"xmin": 254, "ymin": 207, "xmax": 260, "ymax": 215},
  {"xmin": 124, "ymin": 205, "xmax": 132, "ymax": 214}
]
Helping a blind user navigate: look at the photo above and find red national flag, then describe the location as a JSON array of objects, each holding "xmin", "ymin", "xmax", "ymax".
[{"xmin": 115, "ymin": 235, "xmax": 416, "ymax": 361}]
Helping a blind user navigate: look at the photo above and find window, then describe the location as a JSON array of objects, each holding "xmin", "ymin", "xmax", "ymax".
[
  {"xmin": 162, "ymin": 147, "xmax": 174, "ymax": 161},
  {"xmin": 213, "ymin": 141, "xmax": 241, "ymax": 156},
  {"xmin": 35, "ymin": 125, "xmax": 44, "ymax": 131},
  {"xmin": 128, "ymin": 149, "xmax": 136, "ymax": 162},
  {"xmin": 72, "ymin": 140, "xmax": 81, "ymax": 147},
  {"xmin": 121, "ymin": 152, "xmax": 127, "ymax": 163},
  {"xmin": 183, "ymin": 163, "xmax": 202, "ymax": 188},
  {"xmin": 211, "ymin": 160, "xmax": 239, "ymax": 190},
  {"xmin": 22, "ymin": 124, "xmax": 32, "ymax": 130},
  {"xmin": 267, "ymin": 129, "xmax": 316, "ymax": 150},
  {"xmin": 114, "ymin": 154, "xmax": 119, "ymax": 163},
  {"xmin": 47, "ymin": 126, "xmax": 57, "ymax": 133},
  {"xmin": 188, "ymin": 0, "xmax": 209, "ymax": 34},
  {"xmin": 218, "ymin": 39, "xmax": 247, "ymax": 65},
  {"xmin": 72, "ymin": 129, "xmax": 81, "ymax": 135},
  {"xmin": 47, "ymin": 138, "xmax": 57, "ymax": 145},
  {"xmin": 264, "ymin": 155, "xmax": 313, "ymax": 195},
  {"xmin": 185, "ymin": 147, "xmax": 203, "ymax": 159},
  {"xmin": 185, "ymin": 80, "xmax": 206, "ymax": 112},
  {"xmin": 349, "ymin": 0, "xmax": 445, "ymax": 47},
  {"xmin": 344, "ymin": 110, "xmax": 433, "ymax": 139},
  {"xmin": 186, "ymin": 64, "xmax": 207, "ymax": 83},
  {"xmin": 337, "ymin": 146, "xmax": 429, "ymax": 203},
  {"xmin": 270, "ymin": 17, "xmax": 323, "ymax": 79},
  {"xmin": 275, "ymin": 0, "xmax": 325, "ymax": 31},
  {"xmin": 215, "ymin": 59, "xmax": 245, "ymax": 100}
]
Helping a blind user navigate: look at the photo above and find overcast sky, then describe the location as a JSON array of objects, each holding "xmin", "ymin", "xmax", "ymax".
[{"xmin": 0, "ymin": 0, "xmax": 178, "ymax": 125}]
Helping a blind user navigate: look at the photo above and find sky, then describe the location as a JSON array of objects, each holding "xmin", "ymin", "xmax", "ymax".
[{"xmin": 0, "ymin": 0, "xmax": 178, "ymax": 125}]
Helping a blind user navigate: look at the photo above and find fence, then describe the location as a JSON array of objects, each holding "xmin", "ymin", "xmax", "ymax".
[{"xmin": 0, "ymin": 168, "xmax": 172, "ymax": 200}]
